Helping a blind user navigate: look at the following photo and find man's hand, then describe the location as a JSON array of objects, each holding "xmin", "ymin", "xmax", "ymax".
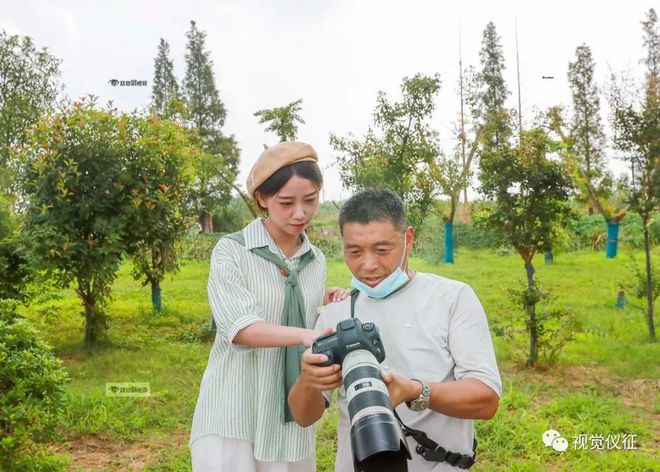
[
  {"xmin": 298, "ymin": 347, "xmax": 343, "ymax": 392},
  {"xmin": 380, "ymin": 371, "xmax": 423, "ymax": 408},
  {"xmin": 324, "ymin": 287, "xmax": 351, "ymax": 304}
]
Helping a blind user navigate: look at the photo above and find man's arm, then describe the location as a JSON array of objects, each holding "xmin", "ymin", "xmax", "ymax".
[
  {"xmin": 288, "ymin": 348, "xmax": 342, "ymax": 427},
  {"xmin": 381, "ymin": 373, "xmax": 499, "ymax": 419}
]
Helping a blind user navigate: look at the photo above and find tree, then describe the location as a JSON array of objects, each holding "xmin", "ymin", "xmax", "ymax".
[
  {"xmin": 254, "ymin": 99, "xmax": 305, "ymax": 142},
  {"xmin": 0, "ymin": 31, "xmax": 61, "ymax": 191},
  {"xmin": 476, "ymin": 22, "xmax": 512, "ymax": 151},
  {"xmin": 610, "ymin": 8, "xmax": 659, "ymax": 340},
  {"xmin": 548, "ymin": 44, "xmax": 626, "ymax": 258},
  {"xmin": 478, "ymin": 127, "xmax": 574, "ymax": 366},
  {"xmin": 150, "ymin": 38, "xmax": 183, "ymax": 119},
  {"xmin": 182, "ymin": 21, "xmax": 239, "ymax": 232},
  {"xmin": 17, "ymin": 98, "xmax": 132, "ymax": 347},
  {"xmin": 430, "ymin": 65, "xmax": 482, "ymax": 263},
  {"xmin": 331, "ymin": 74, "xmax": 441, "ymax": 227},
  {"xmin": 122, "ymin": 116, "xmax": 198, "ymax": 313}
]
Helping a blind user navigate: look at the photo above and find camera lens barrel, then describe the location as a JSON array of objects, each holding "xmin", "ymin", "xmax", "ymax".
[{"xmin": 342, "ymin": 350, "xmax": 409, "ymax": 472}]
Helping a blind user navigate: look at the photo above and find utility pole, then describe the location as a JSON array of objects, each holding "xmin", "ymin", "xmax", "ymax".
[
  {"xmin": 515, "ymin": 18, "xmax": 523, "ymax": 141},
  {"xmin": 458, "ymin": 24, "xmax": 468, "ymax": 205}
]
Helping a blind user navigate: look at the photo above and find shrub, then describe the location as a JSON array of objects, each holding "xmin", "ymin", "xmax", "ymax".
[{"xmin": 0, "ymin": 300, "xmax": 69, "ymax": 471}]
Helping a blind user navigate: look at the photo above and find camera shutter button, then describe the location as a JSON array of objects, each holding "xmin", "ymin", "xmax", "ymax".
[{"xmin": 362, "ymin": 322, "xmax": 374, "ymax": 331}]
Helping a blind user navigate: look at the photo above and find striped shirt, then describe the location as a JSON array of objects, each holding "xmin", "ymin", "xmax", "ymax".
[{"xmin": 190, "ymin": 218, "xmax": 327, "ymax": 462}]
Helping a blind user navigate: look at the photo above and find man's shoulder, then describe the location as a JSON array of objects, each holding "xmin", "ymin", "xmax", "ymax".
[
  {"xmin": 412, "ymin": 271, "xmax": 471, "ymax": 295},
  {"xmin": 317, "ymin": 297, "xmax": 352, "ymax": 327}
]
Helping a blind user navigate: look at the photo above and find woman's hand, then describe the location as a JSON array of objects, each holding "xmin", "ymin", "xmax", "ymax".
[
  {"xmin": 323, "ymin": 287, "xmax": 351, "ymax": 305},
  {"xmin": 300, "ymin": 327, "xmax": 333, "ymax": 348}
]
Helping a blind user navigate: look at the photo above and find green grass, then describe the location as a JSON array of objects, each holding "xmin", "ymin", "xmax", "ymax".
[{"xmin": 19, "ymin": 249, "xmax": 660, "ymax": 471}]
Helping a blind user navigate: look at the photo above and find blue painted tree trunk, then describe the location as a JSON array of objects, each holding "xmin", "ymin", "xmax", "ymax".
[
  {"xmin": 606, "ymin": 222, "xmax": 619, "ymax": 259},
  {"xmin": 443, "ymin": 221, "xmax": 454, "ymax": 264},
  {"xmin": 544, "ymin": 251, "xmax": 554, "ymax": 264},
  {"xmin": 151, "ymin": 282, "xmax": 162, "ymax": 312}
]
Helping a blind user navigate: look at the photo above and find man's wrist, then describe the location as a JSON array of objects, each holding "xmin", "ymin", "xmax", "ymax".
[{"xmin": 408, "ymin": 378, "xmax": 424, "ymax": 402}]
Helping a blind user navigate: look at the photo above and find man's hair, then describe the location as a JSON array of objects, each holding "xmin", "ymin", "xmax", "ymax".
[{"xmin": 338, "ymin": 189, "xmax": 407, "ymax": 234}]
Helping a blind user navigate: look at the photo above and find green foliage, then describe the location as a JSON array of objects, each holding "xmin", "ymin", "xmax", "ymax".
[
  {"xmin": 476, "ymin": 22, "xmax": 512, "ymax": 149},
  {"xmin": 0, "ymin": 300, "xmax": 69, "ymax": 471},
  {"xmin": 254, "ymin": 99, "xmax": 305, "ymax": 142},
  {"xmin": 500, "ymin": 283, "xmax": 581, "ymax": 365},
  {"xmin": 121, "ymin": 115, "xmax": 199, "ymax": 311},
  {"xmin": 625, "ymin": 254, "xmax": 659, "ymax": 301},
  {"xmin": 478, "ymin": 128, "xmax": 575, "ymax": 260},
  {"xmin": 177, "ymin": 233, "xmax": 222, "ymax": 262},
  {"xmin": 332, "ymin": 74, "xmax": 442, "ymax": 227},
  {"xmin": 17, "ymin": 98, "xmax": 134, "ymax": 346},
  {"xmin": 182, "ymin": 21, "xmax": 239, "ymax": 230},
  {"xmin": 150, "ymin": 38, "xmax": 181, "ymax": 119},
  {"xmin": 0, "ymin": 197, "xmax": 30, "ymax": 301},
  {"xmin": 0, "ymin": 31, "xmax": 61, "ymax": 187}
]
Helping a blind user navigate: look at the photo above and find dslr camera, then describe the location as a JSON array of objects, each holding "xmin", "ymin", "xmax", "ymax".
[{"xmin": 312, "ymin": 318, "xmax": 410, "ymax": 472}]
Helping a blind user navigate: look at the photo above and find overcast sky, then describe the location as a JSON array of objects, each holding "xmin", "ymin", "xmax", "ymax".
[{"xmin": 2, "ymin": 0, "xmax": 654, "ymax": 200}]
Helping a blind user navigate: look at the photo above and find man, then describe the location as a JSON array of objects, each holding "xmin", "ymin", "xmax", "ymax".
[{"xmin": 288, "ymin": 189, "xmax": 501, "ymax": 471}]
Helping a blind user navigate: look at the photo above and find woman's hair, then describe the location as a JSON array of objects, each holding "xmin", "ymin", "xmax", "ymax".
[{"xmin": 254, "ymin": 161, "xmax": 323, "ymax": 211}]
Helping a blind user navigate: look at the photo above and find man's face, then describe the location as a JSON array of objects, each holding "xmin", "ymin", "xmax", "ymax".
[{"xmin": 342, "ymin": 219, "xmax": 414, "ymax": 287}]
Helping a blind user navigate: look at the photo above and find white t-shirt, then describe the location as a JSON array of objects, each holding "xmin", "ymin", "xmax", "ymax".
[{"xmin": 314, "ymin": 272, "xmax": 502, "ymax": 472}]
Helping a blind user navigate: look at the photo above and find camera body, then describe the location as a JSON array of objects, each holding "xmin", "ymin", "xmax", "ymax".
[{"xmin": 312, "ymin": 318, "xmax": 385, "ymax": 367}]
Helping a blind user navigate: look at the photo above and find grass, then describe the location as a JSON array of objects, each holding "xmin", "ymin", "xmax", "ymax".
[{"xmin": 18, "ymin": 248, "xmax": 660, "ymax": 471}]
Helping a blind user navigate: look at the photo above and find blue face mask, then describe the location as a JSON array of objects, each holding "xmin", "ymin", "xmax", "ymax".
[{"xmin": 351, "ymin": 234, "xmax": 409, "ymax": 299}]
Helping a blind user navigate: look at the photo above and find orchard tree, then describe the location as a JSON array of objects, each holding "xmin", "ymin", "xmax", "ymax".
[
  {"xmin": 254, "ymin": 99, "xmax": 305, "ymax": 142},
  {"xmin": 17, "ymin": 98, "xmax": 131, "ymax": 347},
  {"xmin": 610, "ymin": 8, "xmax": 659, "ymax": 340},
  {"xmin": 0, "ymin": 31, "xmax": 61, "ymax": 191},
  {"xmin": 122, "ymin": 116, "xmax": 198, "ymax": 312},
  {"xmin": 548, "ymin": 44, "xmax": 626, "ymax": 258},
  {"xmin": 182, "ymin": 21, "xmax": 239, "ymax": 232},
  {"xmin": 332, "ymin": 73, "xmax": 441, "ymax": 227},
  {"xmin": 478, "ymin": 127, "xmax": 574, "ymax": 366}
]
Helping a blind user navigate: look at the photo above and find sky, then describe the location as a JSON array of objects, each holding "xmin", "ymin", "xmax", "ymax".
[{"xmin": 2, "ymin": 0, "xmax": 654, "ymax": 201}]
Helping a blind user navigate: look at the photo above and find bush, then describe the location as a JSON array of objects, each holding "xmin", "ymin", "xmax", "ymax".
[
  {"xmin": 0, "ymin": 300, "xmax": 69, "ymax": 471},
  {"xmin": 177, "ymin": 233, "xmax": 223, "ymax": 262}
]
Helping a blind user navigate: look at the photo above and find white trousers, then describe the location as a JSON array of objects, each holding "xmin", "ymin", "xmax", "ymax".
[{"xmin": 190, "ymin": 435, "xmax": 316, "ymax": 472}]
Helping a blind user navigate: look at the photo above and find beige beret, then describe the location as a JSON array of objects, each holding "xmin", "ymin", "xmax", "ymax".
[{"xmin": 246, "ymin": 141, "xmax": 318, "ymax": 197}]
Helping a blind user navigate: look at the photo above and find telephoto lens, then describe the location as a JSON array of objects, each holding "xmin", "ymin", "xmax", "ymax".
[
  {"xmin": 343, "ymin": 349, "xmax": 410, "ymax": 471},
  {"xmin": 312, "ymin": 318, "xmax": 411, "ymax": 471}
]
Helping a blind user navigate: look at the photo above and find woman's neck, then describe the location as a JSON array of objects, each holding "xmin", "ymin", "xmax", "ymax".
[{"xmin": 262, "ymin": 218, "xmax": 301, "ymax": 258}]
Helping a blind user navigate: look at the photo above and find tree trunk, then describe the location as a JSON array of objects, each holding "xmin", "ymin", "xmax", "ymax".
[
  {"xmin": 606, "ymin": 221, "xmax": 619, "ymax": 259},
  {"xmin": 151, "ymin": 280, "xmax": 162, "ymax": 313},
  {"xmin": 201, "ymin": 211, "xmax": 214, "ymax": 233},
  {"xmin": 642, "ymin": 214, "xmax": 656, "ymax": 341},
  {"xmin": 81, "ymin": 293, "xmax": 96, "ymax": 348},
  {"xmin": 525, "ymin": 260, "xmax": 538, "ymax": 367},
  {"xmin": 442, "ymin": 221, "xmax": 455, "ymax": 264},
  {"xmin": 544, "ymin": 250, "xmax": 554, "ymax": 264}
]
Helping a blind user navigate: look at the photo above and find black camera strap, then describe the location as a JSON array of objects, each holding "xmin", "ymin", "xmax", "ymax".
[
  {"xmin": 349, "ymin": 289, "xmax": 477, "ymax": 470},
  {"xmin": 393, "ymin": 409, "xmax": 477, "ymax": 469}
]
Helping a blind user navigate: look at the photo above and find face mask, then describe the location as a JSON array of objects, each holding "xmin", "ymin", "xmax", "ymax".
[{"xmin": 351, "ymin": 233, "xmax": 409, "ymax": 299}]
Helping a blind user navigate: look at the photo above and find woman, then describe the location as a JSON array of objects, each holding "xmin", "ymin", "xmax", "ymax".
[{"xmin": 190, "ymin": 142, "xmax": 344, "ymax": 472}]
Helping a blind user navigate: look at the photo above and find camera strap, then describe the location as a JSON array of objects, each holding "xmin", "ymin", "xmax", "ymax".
[
  {"xmin": 393, "ymin": 410, "xmax": 476, "ymax": 469},
  {"xmin": 349, "ymin": 289, "xmax": 477, "ymax": 469}
]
